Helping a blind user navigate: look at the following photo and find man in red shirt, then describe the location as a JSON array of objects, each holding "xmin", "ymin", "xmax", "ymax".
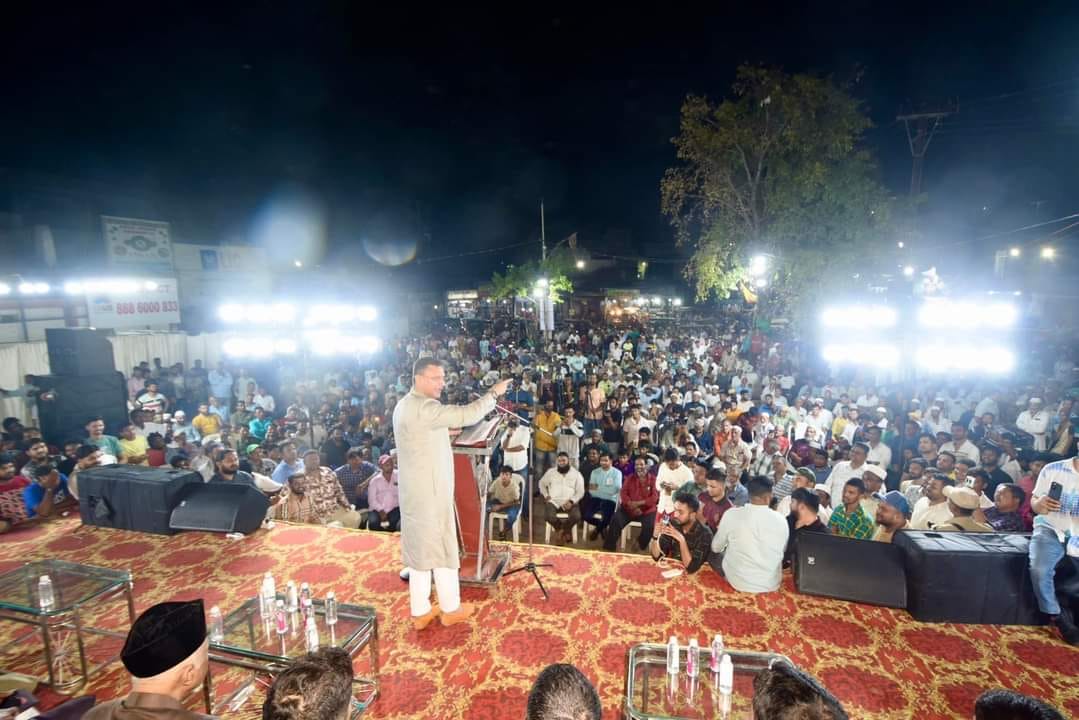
[
  {"xmin": 0, "ymin": 451, "xmax": 30, "ymax": 533},
  {"xmin": 604, "ymin": 457, "xmax": 659, "ymax": 551}
]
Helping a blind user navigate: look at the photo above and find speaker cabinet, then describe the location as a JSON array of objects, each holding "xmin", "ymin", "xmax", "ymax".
[
  {"xmin": 78, "ymin": 465, "xmax": 204, "ymax": 535},
  {"xmin": 37, "ymin": 372, "xmax": 128, "ymax": 445},
  {"xmin": 170, "ymin": 482, "xmax": 270, "ymax": 535},
  {"xmin": 795, "ymin": 531, "xmax": 908, "ymax": 608},
  {"xmin": 46, "ymin": 328, "xmax": 115, "ymax": 377}
]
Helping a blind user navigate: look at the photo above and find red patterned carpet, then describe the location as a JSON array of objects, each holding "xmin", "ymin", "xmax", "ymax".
[{"xmin": 1, "ymin": 517, "xmax": 1077, "ymax": 719}]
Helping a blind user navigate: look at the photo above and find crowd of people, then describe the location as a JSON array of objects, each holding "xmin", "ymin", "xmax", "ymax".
[{"xmin": 1, "ymin": 318, "xmax": 1077, "ymax": 652}]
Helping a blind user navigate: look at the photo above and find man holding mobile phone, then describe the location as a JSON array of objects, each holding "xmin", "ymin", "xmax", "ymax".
[{"xmin": 1028, "ymin": 455, "xmax": 1079, "ymax": 646}]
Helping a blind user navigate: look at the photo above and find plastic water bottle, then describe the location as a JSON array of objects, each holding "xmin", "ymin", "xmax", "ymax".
[
  {"xmin": 718, "ymin": 654, "xmax": 733, "ymax": 694},
  {"xmin": 304, "ymin": 616, "xmax": 319, "ymax": 651},
  {"xmin": 709, "ymin": 633, "xmax": 724, "ymax": 673},
  {"xmin": 38, "ymin": 575, "xmax": 55, "ymax": 611},
  {"xmin": 300, "ymin": 582, "xmax": 311, "ymax": 604},
  {"xmin": 261, "ymin": 573, "xmax": 276, "ymax": 618},
  {"xmin": 665, "ymin": 636, "xmax": 679, "ymax": 675},
  {"xmin": 286, "ymin": 581, "xmax": 299, "ymax": 612},
  {"xmin": 274, "ymin": 600, "xmax": 288, "ymax": 635},
  {"xmin": 301, "ymin": 596, "xmax": 313, "ymax": 619},
  {"xmin": 209, "ymin": 605, "xmax": 225, "ymax": 642},
  {"xmin": 325, "ymin": 592, "xmax": 338, "ymax": 626},
  {"xmin": 686, "ymin": 638, "xmax": 699, "ymax": 678}
]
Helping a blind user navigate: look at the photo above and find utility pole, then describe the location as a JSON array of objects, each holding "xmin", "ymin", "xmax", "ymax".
[
  {"xmin": 540, "ymin": 199, "xmax": 547, "ymax": 262},
  {"xmin": 896, "ymin": 109, "xmax": 953, "ymax": 197}
]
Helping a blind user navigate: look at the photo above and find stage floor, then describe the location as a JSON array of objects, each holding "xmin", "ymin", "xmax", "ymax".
[{"xmin": 1, "ymin": 517, "xmax": 1076, "ymax": 719}]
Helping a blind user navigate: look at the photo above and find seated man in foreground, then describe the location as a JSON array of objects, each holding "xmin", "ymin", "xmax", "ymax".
[
  {"xmin": 85, "ymin": 599, "xmax": 212, "ymax": 719},
  {"xmin": 711, "ymin": 477, "xmax": 789, "ymax": 593},
  {"xmin": 262, "ymin": 647, "xmax": 354, "ymax": 720},
  {"xmin": 525, "ymin": 663, "xmax": 601, "ymax": 720},
  {"xmin": 648, "ymin": 492, "xmax": 712, "ymax": 574}
]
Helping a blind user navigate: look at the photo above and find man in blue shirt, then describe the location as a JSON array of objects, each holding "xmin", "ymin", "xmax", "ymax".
[
  {"xmin": 583, "ymin": 451, "xmax": 622, "ymax": 541},
  {"xmin": 248, "ymin": 407, "xmax": 272, "ymax": 442},
  {"xmin": 505, "ymin": 383, "xmax": 534, "ymax": 422},
  {"xmin": 271, "ymin": 441, "xmax": 305, "ymax": 486},
  {"xmin": 21, "ymin": 440, "xmax": 72, "ymax": 519},
  {"xmin": 208, "ymin": 362, "xmax": 234, "ymax": 402}
]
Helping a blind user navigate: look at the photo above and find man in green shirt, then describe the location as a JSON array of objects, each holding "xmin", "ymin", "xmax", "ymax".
[
  {"xmin": 828, "ymin": 478, "xmax": 875, "ymax": 540},
  {"xmin": 85, "ymin": 417, "xmax": 122, "ymax": 460}
]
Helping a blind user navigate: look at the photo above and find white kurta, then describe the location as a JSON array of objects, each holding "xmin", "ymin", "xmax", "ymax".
[{"xmin": 393, "ymin": 389, "xmax": 495, "ymax": 571}]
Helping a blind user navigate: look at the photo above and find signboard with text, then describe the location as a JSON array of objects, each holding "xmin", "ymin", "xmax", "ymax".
[
  {"xmin": 86, "ymin": 278, "xmax": 182, "ymax": 329},
  {"xmin": 102, "ymin": 216, "xmax": 174, "ymax": 273}
]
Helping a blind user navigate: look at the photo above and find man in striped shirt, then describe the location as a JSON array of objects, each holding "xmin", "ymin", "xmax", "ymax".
[{"xmin": 1028, "ymin": 456, "xmax": 1079, "ymax": 646}]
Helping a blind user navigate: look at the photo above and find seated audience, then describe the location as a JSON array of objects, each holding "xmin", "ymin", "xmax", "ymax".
[
  {"xmin": 752, "ymin": 659, "xmax": 848, "ymax": 720},
  {"xmin": 697, "ymin": 467, "xmax": 734, "ymax": 532},
  {"xmin": 262, "ymin": 647, "xmax": 354, "ymax": 720},
  {"xmin": 366, "ymin": 454, "xmax": 400, "ymax": 531},
  {"xmin": 525, "ymin": 663, "xmax": 601, "ymax": 720},
  {"xmin": 859, "ymin": 464, "xmax": 886, "ymax": 518},
  {"xmin": 191, "ymin": 403, "xmax": 222, "ymax": 440},
  {"xmin": 910, "ymin": 474, "xmax": 954, "ymax": 530},
  {"xmin": 0, "ymin": 452, "xmax": 30, "ymax": 532},
  {"xmin": 973, "ymin": 688, "xmax": 1065, "ymax": 720},
  {"xmin": 539, "ymin": 452, "xmax": 584, "ymax": 544},
  {"xmin": 934, "ymin": 486, "xmax": 993, "ymax": 532},
  {"xmin": 1027, "ymin": 455, "xmax": 1079, "ymax": 646},
  {"xmin": 487, "ymin": 465, "xmax": 523, "ymax": 540},
  {"xmin": 300, "ymin": 449, "xmax": 361, "ymax": 527},
  {"xmin": 68, "ymin": 443, "xmax": 107, "ymax": 500},
  {"xmin": 648, "ymin": 492, "xmax": 713, "ymax": 574},
  {"xmin": 977, "ymin": 483, "xmax": 1027, "ymax": 532},
  {"xmin": 872, "ymin": 491, "xmax": 911, "ymax": 543},
  {"xmin": 776, "ymin": 468, "xmax": 817, "ymax": 517},
  {"xmin": 784, "ymin": 487, "xmax": 829, "ymax": 568},
  {"xmin": 249, "ymin": 406, "xmax": 272, "ymax": 442},
  {"xmin": 146, "ymin": 433, "xmax": 167, "ymax": 467},
  {"xmin": 84, "ymin": 600, "xmax": 211, "ymax": 720},
  {"xmin": 813, "ymin": 484, "xmax": 833, "ymax": 525},
  {"xmin": 333, "ymin": 449, "xmax": 377, "ymax": 509},
  {"xmin": 271, "ymin": 441, "xmax": 305, "ymax": 486},
  {"xmin": 604, "ymin": 457, "xmax": 659, "ymax": 551},
  {"xmin": 582, "ymin": 451, "xmax": 622, "ymax": 540},
  {"xmin": 711, "ymin": 477, "xmax": 789, "ymax": 593},
  {"xmin": 210, "ymin": 448, "xmax": 258, "ymax": 488},
  {"xmin": 827, "ymin": 478, "xmax": 874, "ymax": 540},
  {"xmin": 171, "ymin": 410, "xmax": 200, "ymax": 443},
  {"xmin": 21, "ymin": 440, "xmax": 74, "ymax": 519},
  {"xmin": 655, "ymin": 447, "xmax": 692, "ymax": 515},
  {"xmin": 118, "ymin": 423, "xmax": 150, "ymax": 465}
]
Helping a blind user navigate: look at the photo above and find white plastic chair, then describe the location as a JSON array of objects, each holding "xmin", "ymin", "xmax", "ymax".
[
  {"xmin": 619, "ymin": 520, "xmax": 643, "ymax": 550},
  {"xmin": 545, "ymin": 512, "xmax": 578, "ymax": 544},
  {"xmin": 488, "ymin": 510, "xmax": 520, "ymax": 542}
]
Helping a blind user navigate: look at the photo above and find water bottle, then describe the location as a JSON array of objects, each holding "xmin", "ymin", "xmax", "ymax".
[
  {"xmin": 264, "ymin": 572, "xmax": 276, "ymax": 599},
  {"xmin": 38, "ymin": 575, "xmax": 55, "ymax": 611},
  {"xmin": 325, "ymin": 592, "xmax": 338, "ymax": 626},
  {"xmin": 286, "ymin": 581, "xmax": 299, "ymax": 612},
  {"xmin": 274, "ymin": 600, "xmax": 288, "ymax": 635},
  {"xmin": 260, "ymin": 573, "xmax": 275, "ymax": 618},
  {"xmin": 709, "ymin": 633, "xmax": 724, "ymax": 673},
  {"xmin": 209, "ymin": 605, "xmax": 225, "ymax": 642},
  {"xmin": 304, "ymin": 616, "xmax": 319, "ymax": 651},
  {"xmin": 301, "ymin": 596, "xmax": 313, "ymax": 619},
  {"xmin": 300, "ymin": 582, "xmax": 311, "ymax": 604},
  {"xmin": 718, "ymin": 654, "xmax": 733, "ymax": 694},
  {"xmin": 665, "ymin": 636, "xmax": 679, "ymax": 675},
  {"xmin": 686, "ymin": 638, "xmax": 699, "ymax": 678}
]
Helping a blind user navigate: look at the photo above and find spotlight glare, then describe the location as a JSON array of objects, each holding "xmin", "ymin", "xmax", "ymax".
[
  {"xmin": 144, "ymin": 281, "xmax": 159, "ymax": 291},
  {"xmin": 819, "ymin": 305, "xmax": 896, "ymax": 329},
  {"xmin": 18, "ymin": 283, "xmax": 34, "ymax": 294},
  {"xmin": 64, "ymin": 282, "xmax": 85, "ymax": 295},
  {"xmin": 536, "ymin": 277, "xmax": 549, "ymax": 288},
  {"xmin": 575, "ymin": 260, "xmax": 585, "ymax": 269},
  {"xmin": 1008, "ymin": 247, "xmax": 1021, "ymax": 258},
  {"xmin": 274, "ymin": 339, "xmax": 298, "ymax": 355},
  {"xmin": 222, "ymin": 338, "xmax": 248, "ymax": 357},
  {"xmin": 1041, "ymin": 246, "xmax": 1055, "ymax": 260},
  {"xmin": 754, "ymin": 277, "xmax": 767, "ymax": 288},
  {"xmin": 270, "ymin": 303, "xmax": 296, "ymax": 322},
  {"xmin": 356, "ymin": 305, "xmax": 377, "ymax": 322},
  {"xmin": 0, "ymin": 282, "xmax": 9, "ymax": 295},
  {"xmin": 902, "ymin": 265, "xmax": 915, "ymax": 277},
  {"xmin": 532, "ymin": 287, "xmax": 544, "ymax": 298},
  {"xmin": 749, "ymin": 255, "xmax": 768, "ymax": 276},
  {"xmin": 672, "ymin": 298, "xmax": 683, "ymax": 306},
  {"xmin": 218, "ymin": 304, "xmax": 245, "ymax": 323}
]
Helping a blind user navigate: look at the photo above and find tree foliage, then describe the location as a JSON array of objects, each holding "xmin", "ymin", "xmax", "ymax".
[
  {"xmin": 661, "ymin": 65, "xmax": 893, "ymax": 313},
  {"xmin": 489, "ymin": 247, "xmax": 575, "ymax": 303}
]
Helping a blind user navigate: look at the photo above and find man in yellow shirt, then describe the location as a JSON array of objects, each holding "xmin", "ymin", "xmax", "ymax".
[
  {"xmin": 533, "ymin": 401, "xmax": 561, "ymax": 478},
  {"xmin": 118, "ymin": 423, "xmax": 150, "ymax": 465},
  {"xmin": 191, "ymin": 403, "xmax": 222, "ymax": 440}
]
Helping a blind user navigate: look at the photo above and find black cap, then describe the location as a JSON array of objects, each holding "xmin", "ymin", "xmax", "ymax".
[{"xmin": 121, "ymin": 600, "xmax": 206, "ymax": 678}]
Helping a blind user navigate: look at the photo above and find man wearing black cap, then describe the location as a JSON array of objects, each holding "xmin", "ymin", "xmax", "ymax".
[{"xmin": 85, "ymin": 600, "xmax": 213, "ymax": 719}]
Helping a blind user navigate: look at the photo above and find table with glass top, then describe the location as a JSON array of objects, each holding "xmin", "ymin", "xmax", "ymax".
[
  {"xmin": 208, "ymin": 596, "xmax": 378, "ymax": 717},
  {"xmin": 625, "ymin": 643, "xmax": 790, "ymax": 719},
  {"xmin": 0, "ymin": 559, "xmax": 135, "ymax": 691}
]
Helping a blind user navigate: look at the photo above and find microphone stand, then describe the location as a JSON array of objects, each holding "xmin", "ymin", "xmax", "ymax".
[{"xmin": 473, "ymin": 391, "xmax": 554, "ymax": 600}]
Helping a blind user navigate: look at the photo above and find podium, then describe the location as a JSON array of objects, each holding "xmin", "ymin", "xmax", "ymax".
[{"xmin": 452, "ymin": 416, "xmax": 512, "ymax": 586}]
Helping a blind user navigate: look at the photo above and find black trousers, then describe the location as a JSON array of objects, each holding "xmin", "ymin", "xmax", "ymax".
[
  {"xmin": 581, "ymin": 496, "xmax": 616, "ymax": 532},
  {"xmin": 604, "ymin": 510, "xmax": 656, "ymax": 551},
  {"xmin": 367, "ymin": 507, "xmax": 401, "ymax": 531}
]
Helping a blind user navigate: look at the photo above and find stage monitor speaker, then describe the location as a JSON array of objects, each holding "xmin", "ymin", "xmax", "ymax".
[
  {"xmin": 794, "ymin": 531, "xmax": 907, "ymax": 608},
  {"xmin": 169, "ymin": 482, "xmax": 269, "ymax": 535},
  {"xmin": 895, "ymin": 530, "xmax": 1044, "ymax": 625},
  {"xmin": 78, "ymin": 465, "xmax": 204, "ymax": 535},
  {"xmin": 37, "ymin": 372, "xmax": 128, "ymax": 445},
  {"xmin": 46, "ymin": 328, "xmax": 115, "ymax": 377}
]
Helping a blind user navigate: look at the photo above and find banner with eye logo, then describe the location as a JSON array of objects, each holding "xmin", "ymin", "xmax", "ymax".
[{"xmin": 102, "ymin": 215, "xmax": 174, "ymax": 274}]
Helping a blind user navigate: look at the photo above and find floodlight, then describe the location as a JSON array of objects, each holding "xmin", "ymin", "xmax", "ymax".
[
  {"xmin": 64, "ymin": 282, "xmax": 85, "ymax": 295},
  {"xmin": 749, "ymin": 255, "xmax": 768, "ymax": 276},
  {"xmin": 144, "ymin": 281, "xmax": 159, "ymax": 291},
  {"xmin": 218, "ymin": 304, "xmax": 245, "ymax": 323},
  {"xmin": 274, "ymin": 339, "xmax": 298, "ymax": 355},
  {"xmin": 902, "ymin": 265, "xmax": 915, "ymax": 277},
  {"xmin": 652, "ymin": 296, "xmax": 662, "ymax": 306},
  {"xmin": 532, "ymin": 287, "xmax": 544, "ymax": 298},
  {"xmin": 754, "ymin": 277, "xmax": 767, "ymax": 288},
  {"xmin": 356, "ymin": 305, "xmax": 377, "ymax": 322},
  {"xmin": 897, "ymin": 241, "xmax": 905, "ymax": 249},
  {"xmin": 536, "ymin": 277, "xmax": 549, "ymax": 288},
  {"xmin": 672, "ymin": 298, "xmax": 682, "ymax": 306},
  {"xmin": 0, "ymin": 283, "xmax": 9, "ymax": 295},
  {"xmin": 223, "ymin": 338, "xmax": 248, "ymax": 356},
  {"xmin": 819, "ymin": 305, "xmax": 896, "ymax": 329},
  {"xmin": 576, "ymin": 260, "xmax": 585, "ymax": 269},
  {"xmin": 270, "ymin": 303, "xmax": 296, "ymax": 322},
  {"xmin": 1041, "ymin": 246, "xmax": 1055, "ymax": 260},
  {"xmin": 246, "ymin": 306, "xmax": 272, "ymax": 324},
  {"xmin": 17, "ymin": 283, "xmax": 35, "ymax": 295},
  {"xmin": 1008, "ymin": 247, "xmax": 1020, "ymax": 258},
  {"xmin": 293, "ymin": 260, "xmax": 303, "ymax": 268}
]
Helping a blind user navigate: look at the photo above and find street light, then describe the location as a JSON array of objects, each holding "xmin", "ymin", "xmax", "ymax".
[
  {"xmin": 575, "ymin": 260, "xmax": 585, "ymax": 269},
  {"xmin": 1009, "ymin": 247, "xmax": 1021, "ymax": 258},
  {"xmin": 902, "ymin": 265, "xmax": 915, "ymax": 277},
  {"xmin": 897, "ymin": 241, "xmax": 905, "ymax": 249},
  {"xmin": 293, "ymin": 260, "xmax": 303, "ymax": 268},
  {"xmin": 749, "ymin": 255, "xmax": 768, "ymax": 276},
  {"xmin": 1041, "ymin": 246, "xmax": 1056, "ymax": 260},
  {"xmin": 754, "ymin": 277, "xmax": 767, "ymax": 288},
  {"xmin": 536, "ymin": 277, "xmax": 549, "ymax": 288}
]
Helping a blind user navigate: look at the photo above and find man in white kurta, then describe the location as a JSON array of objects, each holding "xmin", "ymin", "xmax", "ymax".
[
  {"xmin": 1016, "ymin": 398, "xmax": 1050, "ymax": 451},
  {"xmin": 393, "ymin": 358, "xmax": 509, "ymax": 629}
]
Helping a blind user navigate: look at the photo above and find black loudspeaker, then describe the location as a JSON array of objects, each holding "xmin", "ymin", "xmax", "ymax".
[
  {"xmin": 895, "ymin": 530, "xmax": 1044, "ymax": 625},
  {"xmin": 169, "ymin": 483, "xmax": 270, "ymax": 535},
  {"xmin": 46, "ymin": 328, "xmax": 115, "ymax": 377},
  {"xmin": 37, "ymin": 372, "xmax": 128, "ymax": 445},
  {"xmin": 78, "ymin": 465, "xmax": 204, "ymax": 535},
  {"xmin": 795, "ymin": 531, "xmax": 908, "ymax": 608}
]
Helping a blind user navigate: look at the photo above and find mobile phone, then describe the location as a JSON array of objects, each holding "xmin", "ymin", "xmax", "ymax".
[
  {"xmin": 662, "ymin": 514, "xmax": 671, "ymax": 526},
  {"xmin": 1048, "ymin": 482, "xmax": 1063, "ymax": 502}
]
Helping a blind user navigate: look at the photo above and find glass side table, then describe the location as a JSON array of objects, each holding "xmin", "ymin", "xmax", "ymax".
[
  {"xmin": 208, "ymin": 596, "xmax": 378, "ymax": 717},
  {"xmin": 625, "ymin": 643, "xmax": 790, "ymax": 719},
  {"xmin": 0, "ymin": 559, "xmax": 135, "ymax": 691}
]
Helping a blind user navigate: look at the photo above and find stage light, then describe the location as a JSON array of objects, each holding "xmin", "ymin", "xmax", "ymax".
[
  {"xmin": 902, "ymin": 265, "xmax": 915, "ymax": 277},
  {"xmin": 819, "ymin": 305, "xmax": 897, "ymax": 329},
  {"xmin": 293, "ymin": 260, "xmax": 303, "ymax": 268},
  {"xmin": 532, "ymin": 287, "xmax": 544, "ymax": 298},
  {"xmin": 64, "ymin": 282, "xmax": 85, "ymax": 295},
  {"xmin": 576, "ymin": 260, "xmax": 585, "ymax": 269},
  {"xmin": 223, "ymin": 338, "xmax": 249, "ymax": 356},
  {"xmin": 356, "ymin": 305, "xmax": 377, "ymax": 322},
  {"xmin": 918, "ymin": 298, "xmax": 1017, "ymax": 329},
  {"xmin": 270, "ymin": 303, "xmax": 296, "ymax": 322},
  {"xmin": 754, "ymin": 277, "xmax": 767, "ymax": 288},
  {"xmin": 916, "ymin": 345, "xmax": 1015, "ymax": 375},
  {"xmin": 274, "ymin": 339, "xmax": 298, "ymax": 355},
  {"xmin": 1041, "ymin": 246, "xmax": 1055, "ymax": 260},
  {"xmin": 0, "ymin": 283, "xmax": 9, "ymax": 295},
  {"xmin": 536, "ymin": 277, "xmax": 549, "ymax": 288},
  {"xmin": 245, "ymin": 305, "xmax": 273, "ymax": 324},
  {"xmin": 672, "ymin": 298, "xmax": 682, "ymax": 306},
  {"xmin": 749, "ymin": 255, "xmax": 768, "ymax": 276},
  {"xmin": 1009, "ymin": 247, "xmax": 1021, "ymax": 258},
  {"xmin": 821, "ymin": 343, "xmax": 898, "ymax": 369},
  {"xmin": 218, "ymin": 304, "xmax": 245, "ymax": 323},
  {"xmin": 897, "ymin": 241, "xmax": 905, "ymax": 249},
  {"xmin": 144, "ymin": 281, "xmax": 159, "ymax": 291},
  {"xmin": 18, "ymin": 283, "xmax": 36, "ymax": 295},
  {"xmin": 357, "ymin": 335, "xmax": 382, "ymax": 354}
]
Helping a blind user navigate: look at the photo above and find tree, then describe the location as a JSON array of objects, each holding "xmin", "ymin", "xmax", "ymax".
[
  {"xmin": 661, "ymin": 65, "xmax": 893, "ymax": 317},
  {"xmin": 489, "ymin": 247, "xmax": 575, "ymax": 303}
]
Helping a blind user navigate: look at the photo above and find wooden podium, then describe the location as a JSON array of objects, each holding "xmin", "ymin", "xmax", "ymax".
[{"xmin": 452, "ymin": 416, "xmax": 512, "ymax": 586}]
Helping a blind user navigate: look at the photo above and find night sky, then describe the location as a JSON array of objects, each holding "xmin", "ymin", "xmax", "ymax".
[{"xmin": 3, "ymin": 4, "xmax": 1079, "ymax": 291}]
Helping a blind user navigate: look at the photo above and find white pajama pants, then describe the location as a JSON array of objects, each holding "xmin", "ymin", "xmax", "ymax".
[{"xmin": 407, "ymin": 567, "xmax": 461, "ymax": 616}]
